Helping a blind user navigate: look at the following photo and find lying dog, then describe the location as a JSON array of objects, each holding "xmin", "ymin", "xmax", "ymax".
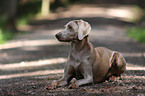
[{"xmin": 46, "ymin": 20, "xmax": 126, "ymax": 89}]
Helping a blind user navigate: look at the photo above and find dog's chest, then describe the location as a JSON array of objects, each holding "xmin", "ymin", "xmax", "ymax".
[{"xmin": 70, "ymin": 51, "xmax": 86, "ymax": 69}]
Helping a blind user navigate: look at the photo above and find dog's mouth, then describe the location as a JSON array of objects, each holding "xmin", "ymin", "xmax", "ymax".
[
  {"xmin": 55, "ymin": 32, "xmax": 78, "ymax": 42},
  {"xmin": 55, "ymin": 34, "xmax": 71, "ymax": 42},
  {"xmin": 57, "ymin": 39, "xmax": 71, "ymax": 42}
]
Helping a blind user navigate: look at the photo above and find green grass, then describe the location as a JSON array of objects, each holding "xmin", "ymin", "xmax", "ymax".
[
  {"xmin": 0, "ymin": 29, "xmax": 15, "ymax": 44},
  {"xmin": 127, "ymin": 27, "xmax": 145, "ymax": 44},
  {"xmin": 17, "ymin": 17, "xmax": 30, "ymax": 26}
]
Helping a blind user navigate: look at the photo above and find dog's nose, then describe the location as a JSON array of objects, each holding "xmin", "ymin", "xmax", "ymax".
[
  {"xmin": 55, "ymin": 33, "xmax": 59, "ymax": 38},
  {"xmin": 55, "ymin": 33, "xmax": 60, "ymax": 39}
]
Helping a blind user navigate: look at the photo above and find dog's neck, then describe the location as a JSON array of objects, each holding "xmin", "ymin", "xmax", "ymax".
[{"xmin": 71, "ymin": 36, "xmax": 90, "ymax": 52}]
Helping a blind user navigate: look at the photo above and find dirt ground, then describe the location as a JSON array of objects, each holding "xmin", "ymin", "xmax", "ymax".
[{"xmin": 0, "ymin": 4, "xmax": 145, "ymax": 96}]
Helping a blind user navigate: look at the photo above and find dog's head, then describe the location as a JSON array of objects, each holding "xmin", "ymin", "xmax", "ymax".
[{"xmin": 55, "ymin": 20, "xmax": 91, "ymax": 42}]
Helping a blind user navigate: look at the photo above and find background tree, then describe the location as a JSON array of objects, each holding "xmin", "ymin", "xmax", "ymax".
[
  {"xmin": 41, "ymin": 0, "xmax": 50, "ymax": 16},
  {"xmin": 0, "ymin": 0, "xmax": 18, "ymax": 32}
]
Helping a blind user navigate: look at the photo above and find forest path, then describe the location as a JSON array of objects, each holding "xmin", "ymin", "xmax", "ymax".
[{"xmin": 0, "ymin": 4, "xmax": 145, "ymax": 96}]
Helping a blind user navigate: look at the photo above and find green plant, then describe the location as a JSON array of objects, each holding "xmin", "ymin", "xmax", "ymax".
[
  {"xmin": 127, "ymin": 27, "xmax": 145, "ymax": 44},
  {"xmin": 17, "ymin": 17, "xmax": 29, "ymax": 26},
  {"xmin": 0, "ymin": 29, "xmax": 15, "ymax": 44},
  {"xmin": 0, "ymin": 16, "xmax": 15, "ymax": 44},
  {"xmin": 0, "ymin": 16, "xmax": 8, "ymax": 28}
]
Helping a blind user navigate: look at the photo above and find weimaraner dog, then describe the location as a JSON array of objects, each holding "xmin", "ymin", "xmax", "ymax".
[{"xmin": 46, "ymin": 20, "xmax": 126, "ymax": 89}]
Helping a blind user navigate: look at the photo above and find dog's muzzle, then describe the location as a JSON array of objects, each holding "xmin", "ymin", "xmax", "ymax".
[
  {"xmin": 55, "ymin": 32, "xmax": 77, "ymax": 42},
  {"xmin": 55, "ymin": 32, "xmax": 68, "ymax": 42},
  {"xmin": 55, "ymin": 33, "xmax": 61, "ymax": 40}
]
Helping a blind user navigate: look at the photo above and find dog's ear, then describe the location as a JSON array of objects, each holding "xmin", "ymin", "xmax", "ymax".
[{"xmin": 77, "ymin": 20, "xmax": 91, "ymax": 40}]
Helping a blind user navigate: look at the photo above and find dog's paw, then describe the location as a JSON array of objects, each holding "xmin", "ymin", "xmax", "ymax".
[
  {"xmin": 45, "ymin": 84, "xmax": 57, "ymax": 90},
  {"xmin": 68, "ymin": 83, "xmax": 78, "ymax": 89},
  {"xmin": 45, "ymin": 80, "xmax": 58, "ymax": 90},
  {"xmin": 109, "ymin": 76, "xmax": 120, "ymax": 82}
]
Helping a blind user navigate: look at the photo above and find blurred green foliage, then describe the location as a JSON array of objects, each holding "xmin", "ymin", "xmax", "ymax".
[
  {"xmin": 0, "ymin": 16, "xmax": 14, "ymax": 44},
  {"xmin": 0, "ymin": 16, "xmax": 8, "ymax": 29},
  {"xmin": 0, "ymin": 29, "xmax": 15, "ymax": 44},
  {"xmin": 128, "ymin": 27, "xmax": 145, "ymax": 44}
]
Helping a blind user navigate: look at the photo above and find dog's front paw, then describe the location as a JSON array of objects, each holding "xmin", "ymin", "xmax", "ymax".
[
  {"xmin": 109, "ymin": 76, "xmax": 120, "ymax": 82},
  {"xmin": 45, "ymin": 80, "xmax": 58, "ymax": 90},
  {"xmin": 68, "ymin": 83, "xmax": 78, "ymax": 89}
]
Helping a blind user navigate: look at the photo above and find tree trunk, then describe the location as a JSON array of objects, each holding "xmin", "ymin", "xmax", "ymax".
[
  {"xmin": 41, "ymin": 0, "xmax": 50, "ymax": 16},
  {"xmin": 3, "ymin": 0, "xmax": 18, "ymax": 32}
]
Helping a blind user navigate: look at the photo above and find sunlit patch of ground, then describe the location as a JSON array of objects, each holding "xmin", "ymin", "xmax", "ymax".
[
  {"xmin": 0, "ymin": 29, "xmax": 64, "ymax": 50},
  {"xmin": 39, "ymin": 4, "xmax": 142, "ymax": 22},
  {"xmin": 0, "ymin": 69, "xmax": 64, "ymax": 80},
  {"xmin": 0, "ymin": 58, "xmax": 66, "ymax": 71}
]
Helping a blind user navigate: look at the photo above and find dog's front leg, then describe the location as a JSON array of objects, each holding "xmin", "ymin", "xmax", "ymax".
[
  {"xmin": 69, "ymin": 64, "xmax": 93, "ymax": 88},
  {"xmin": 46, "ymin": 62, "xmax": 75, "ymax": 90},
  {"xmin": 50, "ymin": 74, "xmax": 72, "ymax": 89}
]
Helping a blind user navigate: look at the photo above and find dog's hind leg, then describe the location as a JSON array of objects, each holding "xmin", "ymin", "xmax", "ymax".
[{"xmin": 106, "ymin": 52, "xmax": 126, "ymax": 81}]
